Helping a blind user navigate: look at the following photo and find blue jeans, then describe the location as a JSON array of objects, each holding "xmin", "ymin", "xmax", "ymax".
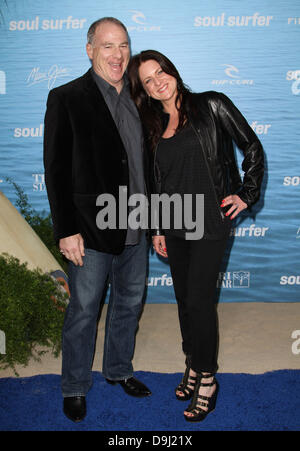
[{"xmin": 61, "ymin": 233, "xmax": 147, "ymax": 397}]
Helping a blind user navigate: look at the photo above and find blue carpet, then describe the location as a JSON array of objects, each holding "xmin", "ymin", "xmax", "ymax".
[{"xmin": 0, "ymin": 370, "xmax": 300, "ymax": 431}]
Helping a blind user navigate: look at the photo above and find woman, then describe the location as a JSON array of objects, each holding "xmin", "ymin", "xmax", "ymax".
[{"xmin": 128, "ymin": 50, "xmax": 264, "ymax": 422}]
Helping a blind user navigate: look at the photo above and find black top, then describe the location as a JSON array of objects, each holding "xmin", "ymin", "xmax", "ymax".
[{"xmin": 156, "ymin": 122, "xmax": 231, "ymax": 240}]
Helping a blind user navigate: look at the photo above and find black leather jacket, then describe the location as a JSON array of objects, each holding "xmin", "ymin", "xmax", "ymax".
[{"xmin": 152, "ymin": 91, "xmax": 264, "ymax": 232}]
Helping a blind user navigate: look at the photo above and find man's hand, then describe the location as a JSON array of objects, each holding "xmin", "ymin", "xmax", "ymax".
[
  {"xmin": 221, "ymin": 195, "xmax": 248, "ymax": 220},
  {"xmin": 152, "ymin": 235, "xmax": 168, "ymax": 258},
  {"xmin": 59, "ymin": 233, "xmax": 85, "ymax": 266}
]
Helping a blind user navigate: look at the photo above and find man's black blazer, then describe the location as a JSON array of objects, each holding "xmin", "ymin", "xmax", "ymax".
[{"xmin": 44, "ymin": 68, "xmax": 150, "ymax": 254}]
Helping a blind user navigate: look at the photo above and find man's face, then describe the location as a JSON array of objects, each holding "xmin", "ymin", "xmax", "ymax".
[{"xmin": 86, "ymin": 22, "xmax": 130, "ymax": 92}]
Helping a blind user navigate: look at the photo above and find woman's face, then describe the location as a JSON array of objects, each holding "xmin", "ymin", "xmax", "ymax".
[{"xmin": 138, "ymin": 59, "xmax": 178, "ymax": 103}]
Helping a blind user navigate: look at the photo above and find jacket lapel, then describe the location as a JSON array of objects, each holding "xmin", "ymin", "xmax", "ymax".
[{"xmin": 81, "ymin": 69, "xmax": 124, "ymax": 146}]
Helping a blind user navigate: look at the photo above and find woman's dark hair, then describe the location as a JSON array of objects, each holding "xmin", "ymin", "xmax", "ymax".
[{"xmin": 127, "ymin": 50, "xmax": 191, "ymax": 151}]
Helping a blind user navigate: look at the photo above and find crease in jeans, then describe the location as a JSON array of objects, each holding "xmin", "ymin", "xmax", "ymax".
[{"xmin": 102, "ymin": 257, "xmax": 117, "ymax": 378}]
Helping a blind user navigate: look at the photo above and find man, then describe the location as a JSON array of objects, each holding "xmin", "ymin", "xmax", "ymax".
[{"xmin": 43, "ymin": 17, "xmax": 151, "ymax": 423}]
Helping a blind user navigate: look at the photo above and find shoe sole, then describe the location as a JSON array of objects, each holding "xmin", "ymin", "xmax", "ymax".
[
  {"xmin": 175, "ymin": 393, "xmax": 193, "ymax": 401},
  {"xmin": 184, "ymin": 407, "xmax": 215, "ymax": 422}
]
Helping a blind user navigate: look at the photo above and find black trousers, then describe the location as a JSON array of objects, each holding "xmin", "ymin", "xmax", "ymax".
[{"xmin": 165, "ymin": 232, "xmax": 229, "ymax": 374}]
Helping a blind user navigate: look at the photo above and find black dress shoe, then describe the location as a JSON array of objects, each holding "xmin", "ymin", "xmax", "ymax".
[
  {"xmin": 106, "ymin": 376, "xmax": 151, "ymax": 398},
  {"xmin": 63, "ymin": 396, "xmax": 86, "ymax": 422}
]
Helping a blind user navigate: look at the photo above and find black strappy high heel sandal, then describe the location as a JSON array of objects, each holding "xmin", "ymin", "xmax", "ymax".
[
  {"xmin": 175, "ymin": 356, "xmax": 197, "ymax": 401},
  {"xmin": 184, "ymin": 372, "xmax": 219, "ymax": 422}
]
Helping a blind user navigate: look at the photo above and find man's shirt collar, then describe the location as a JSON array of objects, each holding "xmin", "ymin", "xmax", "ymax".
[{"xmin": 91, "ymin": 67, "xmax": 129, "ymax": 95}]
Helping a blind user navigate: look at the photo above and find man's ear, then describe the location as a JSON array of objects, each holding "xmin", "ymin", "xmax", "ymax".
[{"xmin": 86, "ymin": 43, "xmax": 93, "ymax": 60}]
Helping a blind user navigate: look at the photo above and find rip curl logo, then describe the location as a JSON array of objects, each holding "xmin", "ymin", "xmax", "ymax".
[
  {"xmin": 212, "ymin": 65, "xmax": 254, "ymax": 86},
  {"xmin": 130, "ymin": 10, "xmax": 146, "ymax": 25},
  {"xmin": 127, "ymin": 10, "xmax": 161, "ymax": 32},
  {"xmin": 223, "ymin": 64, "xmax": 239, "ymax": 78}
]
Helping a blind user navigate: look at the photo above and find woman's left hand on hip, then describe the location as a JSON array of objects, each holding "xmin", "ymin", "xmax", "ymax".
[{"xmin": 220, "ymin": 195, "xmax": 248, "ymax": 219}]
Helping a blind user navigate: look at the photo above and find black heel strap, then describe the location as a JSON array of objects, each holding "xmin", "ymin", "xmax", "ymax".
[
  {"xmin": 200, "ymin": 381, "xmax": 215, "ymax": 387},
  {"xmin": 177, "ymin": 374, "xmax": 197, "ymax": 391},
  {"xmin": 199, "ymin": 373, "xmax": 215, "ymax": 387}
]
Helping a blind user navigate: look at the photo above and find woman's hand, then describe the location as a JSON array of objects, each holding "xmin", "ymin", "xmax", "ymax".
[
  {"xmin": 220, "ymin": 195, "xmax": 248, "ymax": 220},
  {"xmin": 152, "ymin": 235, "xmax": 168, "ymax": 258}
]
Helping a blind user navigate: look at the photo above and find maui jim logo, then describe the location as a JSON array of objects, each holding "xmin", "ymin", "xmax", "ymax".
[{"xmin": 26, "ymin": 65, "xmax": 71, "ymax": 90}]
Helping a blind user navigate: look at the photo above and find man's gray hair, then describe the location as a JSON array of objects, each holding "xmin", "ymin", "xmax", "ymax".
[{"xmin": 87, "ymin": 17, "xmax": 128, "ymax": 45}]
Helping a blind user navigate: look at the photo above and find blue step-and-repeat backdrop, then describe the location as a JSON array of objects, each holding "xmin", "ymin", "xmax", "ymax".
[{"xmin": 0, "ymin": 0, "xmax": 299, "ymax": 303}]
